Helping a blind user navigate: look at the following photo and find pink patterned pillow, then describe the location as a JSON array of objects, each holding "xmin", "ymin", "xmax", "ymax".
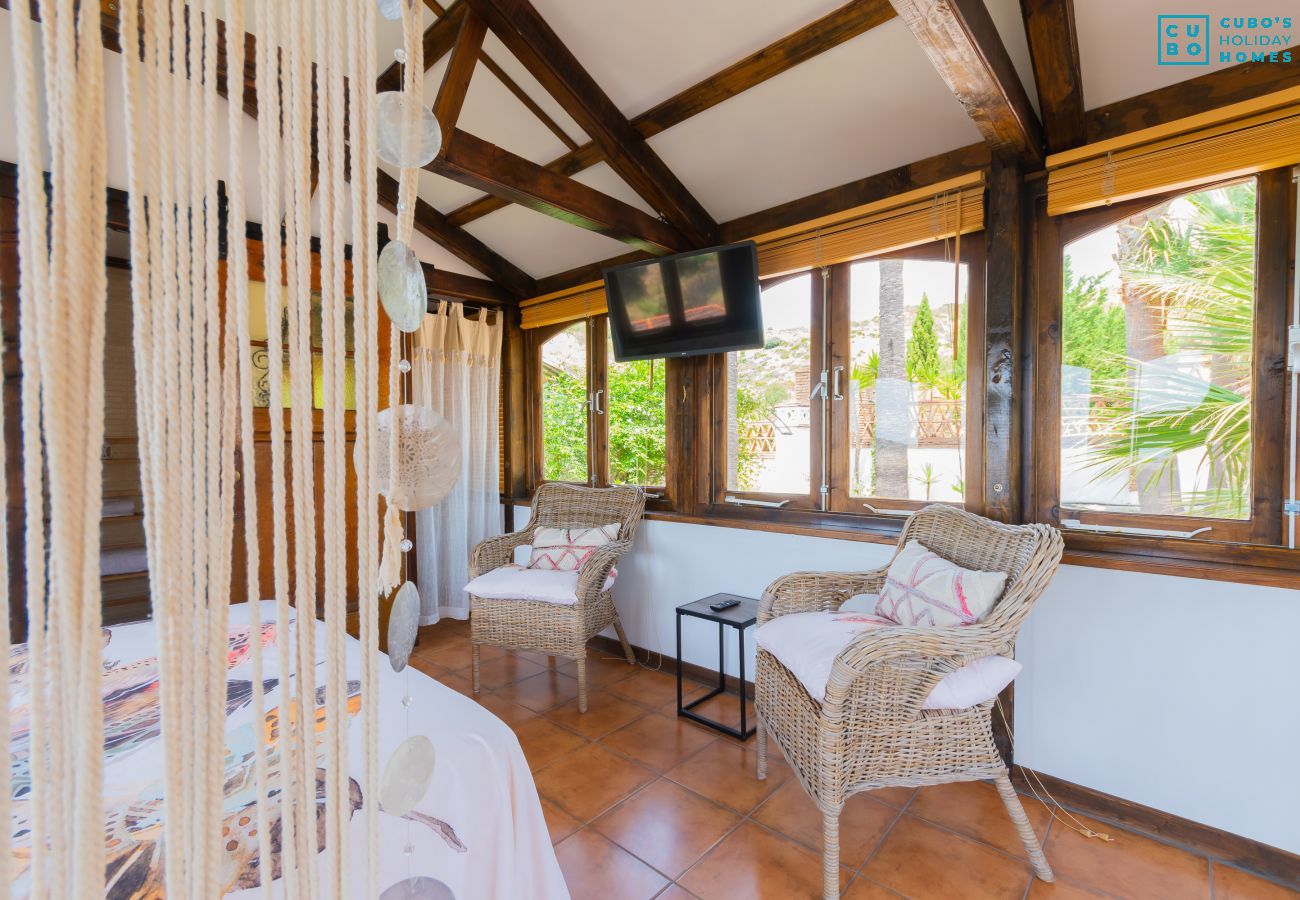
[
  {"xmin": 875, "ymin": 540, "xmax": 1006, "ymax": 627},
  {"xmin": 527, "ymin": 523, "xmax": 621, "ymax": 572}
]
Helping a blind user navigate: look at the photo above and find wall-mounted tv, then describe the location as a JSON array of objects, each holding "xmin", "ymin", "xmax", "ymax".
[{"xmin": 603, "ymin": 241, "xmax": 763, "ymax": 362}]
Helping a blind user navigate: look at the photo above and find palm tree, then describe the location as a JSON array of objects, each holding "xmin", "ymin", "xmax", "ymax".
[
  {"xmin": 875, "ymin": 259, "xmax": 909, "ymax": 497},
  {"xmin": 1082, "ymin": 181, "xmax": 1256, "ymax": 518}
]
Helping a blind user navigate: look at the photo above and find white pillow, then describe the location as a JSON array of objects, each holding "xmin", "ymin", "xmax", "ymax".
[
  {"xmin": 755, "ymin": 611, "xmax": 1020, "ymax": 708},
  {"xmin": 464, "ymin": 564, "xmax": 616, "ymax": 606},
  {"xmin": 527, "ymin": 523, "xmax": 621, "ymax": 571},
  {"xmin": 875, "ymin": 540, "xmax": 1006, "ymax": 627}
]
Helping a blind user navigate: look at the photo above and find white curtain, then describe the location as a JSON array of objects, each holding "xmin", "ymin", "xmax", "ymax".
[{"xmin": 411, "ymin": 301, "xmax": 502, "ymax": 623}]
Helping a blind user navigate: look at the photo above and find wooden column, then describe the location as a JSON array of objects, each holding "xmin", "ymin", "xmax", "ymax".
[
  {"xmin": 0, "ymin": 169, "xmax": 24, "ymax": 641},
  {"xmin": 982, "ymin": 158, "xmax": 1024, "ymax": 526},
  {"xmin": 1250, "ymin": 168, "xmax": 1295, "ymax": 547}
]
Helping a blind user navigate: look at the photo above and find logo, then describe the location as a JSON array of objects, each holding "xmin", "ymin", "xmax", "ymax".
[
  {"xmin": 1156, "ymin": 15, "xmax": 1295, "ymax": 65},
  {"xmin": 1158, "ymin": 14, "xmax": 1210, "ymax": 65}
]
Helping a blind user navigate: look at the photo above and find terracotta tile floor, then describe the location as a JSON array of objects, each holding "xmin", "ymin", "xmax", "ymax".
[{"xmin": 415, "ymin": 622, "xmax": 1294, "ymax": 900}]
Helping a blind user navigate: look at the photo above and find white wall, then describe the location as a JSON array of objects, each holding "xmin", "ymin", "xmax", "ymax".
[
  {"xmin": 1016, "ymin": 565, "xmax": 1300, "ymax": 855},
  {"xmin": 515, "ymin": 506, "xmax": 1300, "ymax": 855}
]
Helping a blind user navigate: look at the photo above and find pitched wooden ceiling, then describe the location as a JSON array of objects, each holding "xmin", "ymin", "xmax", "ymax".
[{"xmin": 0, "ymin": 0, "xmax": 1294, "ymax": 303}]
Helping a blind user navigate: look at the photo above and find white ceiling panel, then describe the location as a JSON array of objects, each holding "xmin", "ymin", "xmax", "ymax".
[
  {"xmin": 528, "ymin": 0, "xmax": 848, "ymax": 117},
  {"xmin": 1077, "ymin": 1, "xmax": 1248, "ymax": 110},
  {"xmin": 983, "ymin": 0, "xmax": 1040, "ymax": 116},
  {"xmin": 421, "ymin": 55, "xmax": 572, "ymax": 166},
  {"xmin": 463, "ymin": 205, "xmax": 635, "ymax": 279},
  {"xmin": 571, "ymin": 162, "xmax": 658, "ymax": 217},
  {"xmin": 645, "ymin": 20, "xmax": 983, "ymax": 224},
  {"xmin": 480, "ymin": 32, "xmax": 589, "ymax": 147}
]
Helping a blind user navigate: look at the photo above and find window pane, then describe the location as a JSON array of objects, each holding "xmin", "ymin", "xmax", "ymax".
[
  {"xmin": 541, "ymin": 322, "xmax": 588, "ymax": 483},
  {"xmin": 725, "ymin": 274, "xmax": 812, "ymax": 494},
  {"xmin": 1060, "ymin": 180, "xmax": 1255, "ymax": 520},
  {"xmin": 848, "ymin": 258, "xmax": 968, "ymax": 502},
  {"xmin": 607, "ymin": 337, "xmax": 667, "ymax": 486}
]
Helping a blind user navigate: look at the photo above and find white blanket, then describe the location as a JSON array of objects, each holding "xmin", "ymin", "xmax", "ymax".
[{"xmin": 9, "ymin": 601, "xmax": 569, "ymax": 900}]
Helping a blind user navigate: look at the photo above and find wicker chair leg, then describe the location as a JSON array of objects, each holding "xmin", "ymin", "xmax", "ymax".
[
  {"xmin": 611, "ymin": 614, "xmax": 636, "ymax": 665},
  {"xmin": 576, "ymin": 657, "xmax": 588, "ymax": 713},
  {"xmin": 822, "ymin": 809, "xmax": 840, "ymax": 899},
  {"xmin": 756, "ymin": 720, "xmax": 767, "ymax": 780},
  {"xmin": 470, "ymin": 642, "xmax": 481, "ymax": 696},
  {"xmin": 993, "ymin": 774, "xmax": 1054, "ymax": 882}
]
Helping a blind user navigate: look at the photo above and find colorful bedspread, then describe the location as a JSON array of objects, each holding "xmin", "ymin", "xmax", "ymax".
[{"xmin": 9, "ymin": 602, "xmax": 570, "ymax": 899}]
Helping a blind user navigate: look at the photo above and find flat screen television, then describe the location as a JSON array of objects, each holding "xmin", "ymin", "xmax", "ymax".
[{"xmin": 603, "ymin": 241, "xmax": 763, "ymax": 361}]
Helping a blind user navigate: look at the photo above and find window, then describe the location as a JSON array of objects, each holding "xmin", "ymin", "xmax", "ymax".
[
  {"xmin": 533, "ymin": 317, "xmax": 671, "ymax": 494},
  {"xmin": 711, "ymin": 240, "xmax": 985, "ymax": 519},
  {"xmin": 539, "ymin": 321, "xmax": 588, "ymax": 483},
  {"xmin": 606, "ymin": 336, "xmax": 667, "ymax": 487},
  {"xmin": 1034, "ymin": 169, "xmax": 1296, "ymax": 552},
  {"xmin": 1057, "ymin": 181, "xmax": 1258, "ymax": 539},
  {"xmin": 723, "ymin": 273, "xmax": 815, "ymax": 501},
  {"xmin": 843, "ymin": 256, "xmax": 971, "ymax": 506}
]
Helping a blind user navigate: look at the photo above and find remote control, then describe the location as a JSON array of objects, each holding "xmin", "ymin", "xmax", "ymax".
[{"xmin": 709, "ymin": 598, "xmax": 741, "ymax": 612}]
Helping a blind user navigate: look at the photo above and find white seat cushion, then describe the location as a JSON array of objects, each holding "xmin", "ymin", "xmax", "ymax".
[
  {"xmin": 463, "ymin": 564, "xmax": 616, "ymax": 606},
  {"xmin": 755, "ymin": 611, "xmax": 1020, "ymax": 708}
]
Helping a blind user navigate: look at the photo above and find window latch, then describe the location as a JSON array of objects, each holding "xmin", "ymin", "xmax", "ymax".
[{"xmin": 810, "ymin": 370, "xmax": 828, "ymax": 400}]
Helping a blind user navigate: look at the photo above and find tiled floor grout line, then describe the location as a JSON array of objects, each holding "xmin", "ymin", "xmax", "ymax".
[{"xmin": 422, "ymin": 631, "xmax": 1241, "ymax": 899}]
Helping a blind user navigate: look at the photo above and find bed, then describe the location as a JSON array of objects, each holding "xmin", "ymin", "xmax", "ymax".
[{"xmin": 9, "ymin": 601, "xmax": 570, "ymax": 899}]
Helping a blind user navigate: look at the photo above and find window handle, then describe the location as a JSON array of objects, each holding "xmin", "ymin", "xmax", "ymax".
[
  {"xmin": 725, "ymin": 495, "xmax": 789, "ymax": 508},
  {"xmin": 1061, "ymin": 518, "xmax": 1212, "ymax": 539},
  {"xmin": 832, "ymin": 365, "xmax": 845, "ymax": 400},
  {"xmin": 593, "ymin": 389, "xmax": 605, "ymax": 415},
  {"xmin": 863, "ymin": 502, "xmax": 912, "ymax": 517},
  {"xmin": 643, "ymin": 491, "xmax": 663, "ymax": 500}
]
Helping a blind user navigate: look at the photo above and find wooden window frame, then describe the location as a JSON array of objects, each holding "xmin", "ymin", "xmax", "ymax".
[
  {"xmin": 699, "ymin": 238, "xmax": 989, "ymax": 531},
  {"xmin": 827, "ymin": 238, "xmax": 988, "ymax": 518},
  {"xmin": 1027, "ymin": 167, "xmax": 1299, "ymax": 575},
  {"xmin": 527, "ymin": 315, "xmax": 678, "ymax": 511},
  {"xmin": 709, "ymin": 270, "xmax": 823, "ymax": 512}
]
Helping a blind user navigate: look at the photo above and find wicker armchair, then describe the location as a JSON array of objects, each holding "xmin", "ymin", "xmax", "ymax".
[
  {"xmin": 754, "ymin": 505, "xmax": 1063, "ymax": 899},
  {"xmin": 468, "ymin": 482, "xmax": 646, "ymax": 712}
]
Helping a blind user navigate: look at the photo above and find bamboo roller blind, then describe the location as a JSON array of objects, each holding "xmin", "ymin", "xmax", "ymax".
[
  {"xmin": 1047, "ymin": 86, "xmax": 1300, "ymax": 216},
  {"xmin": 520, "ymin": 174, "xmax": 986, "ymax": 329}
]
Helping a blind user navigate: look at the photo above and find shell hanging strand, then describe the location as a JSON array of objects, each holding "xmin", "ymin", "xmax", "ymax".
[{"xmin": 378, "ymin": 0, "xmax": 426, "ymax": 595}]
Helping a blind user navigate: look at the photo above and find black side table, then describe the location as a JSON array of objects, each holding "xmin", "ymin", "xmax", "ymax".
[{"xmin": 676, "ymin": 593, "xmax": 759, "ymax": 740}]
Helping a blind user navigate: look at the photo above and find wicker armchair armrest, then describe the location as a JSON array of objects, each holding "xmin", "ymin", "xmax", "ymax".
[
  {"xmin": 575, "ymin": 540, "xmax": 632, "ymax": 599},
  {"xmin": 758, "ymin": 569, "xmax": 888, "ymax": 624},
  {"xmin": 823, "ymin": 623, "xmax": 1013, "ymax": 708},
  {"xmin": 469, "ymin": 527, "xmax": 537, "ymax": 578}
]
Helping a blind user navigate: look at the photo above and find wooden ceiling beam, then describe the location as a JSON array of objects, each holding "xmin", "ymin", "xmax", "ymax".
[
  {"xmin": 889, "ymin": 0, "xmax": 1043, "ymax": 165},
  {"xmin": 463, "ymin": 0, "xmax": 718, "ymax": 247},
  {"xmin": 1019, "ymin": 0, "xmax": 1085, "ymax": 153},
  {"xmin": 720, "ymin": 141, "xmax": 991, "ymax": 243},
  {"xmin": 433, "ymin": 9, "xmax": 487, "ymax": 134},
  {"xmin": 427, "ymin": 130, "xmax": 691, "ymax": 254},
  {"xmin": 375, "ymin": 1, "xmax": 468, "ymax": 94},
  {"xmin": 423, "ymin": 264, "xmax": 515, "ymax": 306},
  {"xmin": 1085, "ymin": 57, "xmax": 1300, "ymax": 142},
  {"xmin": 376, "ymin": 169, "xmax": 535, "ymax": 297},
  {"xmin": 446, "ymin": 0, "xmax": 895, "ymax": 228},
  {"xmin": 5, "ymin": 0, "xmax": 533, "ymax": 294},
  {"xmin": 533, "ymin": 141, "xmax": 991, "ymax": 297}
]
